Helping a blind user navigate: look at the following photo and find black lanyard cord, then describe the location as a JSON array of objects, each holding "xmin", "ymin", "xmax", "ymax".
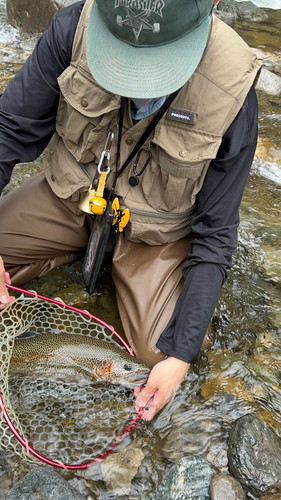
[{"xmin": 111, "ymin": 87, "xmax": 182, "ymax": 193}]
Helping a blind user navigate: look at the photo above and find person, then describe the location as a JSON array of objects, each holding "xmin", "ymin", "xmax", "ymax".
[{"xmin": 0, "ymin": 0, "xmax": 261, "ymax": 420}]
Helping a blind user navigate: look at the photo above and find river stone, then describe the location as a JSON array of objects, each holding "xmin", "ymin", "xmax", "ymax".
[
  {"xmin": 5, "ymin": 467, "xmax": 85, "ymax": 500},
  {"xmin": 143, "ymin": 456, "xmax": 214, "ymax": 500},
  {"xmin": 7, "ymin": 0, "xmax": 77, "ymax": 33},
  {"xmin": 256, "ymin": 68, "xmax": 281, "ymax": 96},
  {"xmin": 215, "ymin": 0, "xmax": 268, "ymax": 23},
  {"xmin": 261, "ymin": 248, "xmax": 281, "ymax": 286},
  {"xmin": 260, "ymin": 486, "xmax": 281, "ymax": 499},
  {"xmin": 210, "ymin": 474, "xmax": 246, "ymax": 500},
  {"xmin": 100, "ymin": 445, "xmax": 145, "ymax": 495},
  {"xmin": 228, "ymin": 414, "xmax": 281, "ymax": 497},
  {"xmin": 161, "ymin": 407, "xmax": 227, "ymax": 468}
]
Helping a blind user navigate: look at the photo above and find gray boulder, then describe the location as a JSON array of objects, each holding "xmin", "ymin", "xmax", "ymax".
[
  {"xmin": 215, "ymin": 0, "xmax": 269, "ymax": 23},
  {"xmin": 7, "ymin": 0, "xmax": 77, "ymax": 33},
  {"xmin": 256, "ymin": 68, "xmax": 281, "ymax": 95}
]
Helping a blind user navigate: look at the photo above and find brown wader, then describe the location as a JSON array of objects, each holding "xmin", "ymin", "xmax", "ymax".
[{"xmin": 0, "ymin": 172, "xmax": 211, "ymax": 365}]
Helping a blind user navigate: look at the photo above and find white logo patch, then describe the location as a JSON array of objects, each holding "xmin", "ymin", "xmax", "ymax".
[{"xmin": 115, "ymin": 1, "xmax": 165, "ymax": 41}]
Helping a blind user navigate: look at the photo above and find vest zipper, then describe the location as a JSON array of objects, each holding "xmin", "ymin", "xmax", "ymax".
[{"xmin": 78, "ymin": 162, "xmax": 93, "ymax": 182}]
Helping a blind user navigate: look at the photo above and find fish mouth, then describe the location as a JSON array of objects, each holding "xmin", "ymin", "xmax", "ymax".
[{"xmin": 120, "ymin": 370, "xmax": 150, "ymax": 388}]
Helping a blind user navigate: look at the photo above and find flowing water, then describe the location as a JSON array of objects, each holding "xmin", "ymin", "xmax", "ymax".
[{"xmin": 0, "ymin": 2, "xmax": 281, "ymax": 499}]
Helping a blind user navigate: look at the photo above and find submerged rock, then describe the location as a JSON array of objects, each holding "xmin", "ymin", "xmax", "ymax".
[
  {"xmin": 261, "ymin": 248, "xmax": 281, "ymax": 286},
  {"xmin": 210, "ymin": 474, "xmax": 246, "ymax": 500},
  {"xmin": 5, "ymin": 467, "xmax": 85, "ymax": 500},
  {"xmin": 143, "ymin": 456, "xmax": 214, "ymax": 500},
  {"xmin": 100, "ymin": 445, "xmax": 145, "ymax": 496},
  {"xmin": 161, "ymin": 407, "xmax": 227, "ymax": 469},
  {"xmin": 228, "ymin": 414, "xmax": 281, "ymax": 497},
  {"xmin": 260, "ymin": 486, "xmax": 281, "ymax": 499}
]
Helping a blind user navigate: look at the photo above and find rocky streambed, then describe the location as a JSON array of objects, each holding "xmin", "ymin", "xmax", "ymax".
[{"xmin": 1, "ymin": 1, "xmax": 281, "ymax": 499}]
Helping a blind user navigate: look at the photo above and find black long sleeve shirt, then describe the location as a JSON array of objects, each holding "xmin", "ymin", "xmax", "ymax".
[{"xmin": 0, "ymin": 2, "xmax": 258, "ymax": 363}]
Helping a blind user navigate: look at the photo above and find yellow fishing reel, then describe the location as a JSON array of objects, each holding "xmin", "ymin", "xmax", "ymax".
[
  {"xmin": 89, "ymin": 196, "xmax": 107, "ymax": 215},
  {"xmin": 112, "ymin": 197, "xmax": 130, "ymax": 232},
  {"xmin": 88, "ymin": 170, "xmax": 108, "ymax": 215}
]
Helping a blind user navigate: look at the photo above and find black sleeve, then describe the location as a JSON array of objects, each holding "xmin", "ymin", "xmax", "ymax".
[
  {"xmin": 156, "ymin": 85, "xmax": 258, "ymax": 363},
  {"xmin": 0, "ymin": 1, "xmax": 85, "ymax": 195}
]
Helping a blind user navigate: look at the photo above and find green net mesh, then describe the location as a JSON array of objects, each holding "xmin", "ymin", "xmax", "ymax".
[{"xmin": 0, "ymin": 295, "xmax": 136, "ymax": 465}]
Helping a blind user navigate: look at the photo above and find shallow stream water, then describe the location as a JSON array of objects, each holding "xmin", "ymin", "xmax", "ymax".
[{"xmin": 0, "ymin": 2, "xmax": 281, "ymax": 499}]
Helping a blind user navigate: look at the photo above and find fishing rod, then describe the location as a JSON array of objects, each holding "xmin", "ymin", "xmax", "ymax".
[{"xmin": 0, "ymin": 283, "xmax": 144, "ymax": 469}]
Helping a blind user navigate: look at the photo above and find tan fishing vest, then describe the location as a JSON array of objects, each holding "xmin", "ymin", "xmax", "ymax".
[{"xmin": 43, "ymin": 0, "xmax": 261, "ymax": 246}]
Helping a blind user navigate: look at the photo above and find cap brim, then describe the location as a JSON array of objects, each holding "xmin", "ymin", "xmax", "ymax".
[{"xmin": 86, "ymin": 2, "xmax": 211, "ymax": 98}]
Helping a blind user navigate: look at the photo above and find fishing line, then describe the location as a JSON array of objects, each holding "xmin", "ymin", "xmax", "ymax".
[{"xmin": 0, "ymin": 283, "xmax": 145, "ymax": 469}]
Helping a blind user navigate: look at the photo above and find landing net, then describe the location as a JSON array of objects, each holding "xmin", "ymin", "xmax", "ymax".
[{"xmin": 0, "ymin": 289, "xmax": 142, "ymax": 468}]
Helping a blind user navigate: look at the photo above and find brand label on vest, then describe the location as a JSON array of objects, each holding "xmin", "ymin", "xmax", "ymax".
[{"xmin": 168, "ymin": 108, "xmax": 194, "ymax": 125}]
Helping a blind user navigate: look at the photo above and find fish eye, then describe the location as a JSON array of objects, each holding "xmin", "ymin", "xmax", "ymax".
[{"xmin": 123, "ymin": 364, "xmax": 133, "ymax": 371}]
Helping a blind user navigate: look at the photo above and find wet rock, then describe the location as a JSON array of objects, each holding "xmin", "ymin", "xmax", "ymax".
[
  {"xmin": 7, "ymin": 0, "xmax": 76, "ymax": 33},
  {"xmin": 210, "ymin": 473, "xmax": 246, "ymax": 500},
  {"xmin": 5, "ymin": 467, "xmax": 85, "ymax": 500},
  {"xmin": 143, "ymin": 456, "xmax": 214, "ymax": 500},
  {"xmin": 100, "ymin": 445, "xmax": 145, "ymax": 496},
  {"xmin": 260, "ymin": 486, "xmax": 281, "ymax": 499},
  {"xmin": 261, "ymin": 248, "xmax": 281, "ymax": 286},
  {"xmin": 161, "ymin": 406, "xmax": 227, "ymax": 469},
  {"xmin": 228, "ymin": 414, "xmax": 281, "ymax": 497},
  {"xmin": 78, "ymin": 439, "xmax": 145, "ymax": 496},
  {"xmin": 273, "ymin": 60, "xmax": 281, "ymax": 76},
  {"xmin": 215, "ymin": 0, "xmax": 269, "ymax": 24},
  {"xmin": 256, "ymin": 68, "xmax": 281, "ymax": 95}
]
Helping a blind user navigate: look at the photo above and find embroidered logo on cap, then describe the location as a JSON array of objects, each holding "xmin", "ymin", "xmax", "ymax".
[
  {"xmin": 115, "ymin": 1, "xmax": 165, "ymax": 41},
  {"xmin": 168, "ymin": 108, "xmax": 194, "ymax": 124}
]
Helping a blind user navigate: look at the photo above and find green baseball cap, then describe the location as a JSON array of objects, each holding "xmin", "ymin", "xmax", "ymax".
[{"xmin": 86, "ymin": 0, "xmax": 214, "ymax": 98}]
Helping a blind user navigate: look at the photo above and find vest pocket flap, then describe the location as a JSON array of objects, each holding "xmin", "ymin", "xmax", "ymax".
[
  {"xmin": 153, "ymin": 126, "xmax": 222, "ymax": 162},
  {"xmin": 58, "ymin": 62, "xmax": 120, "ymax": 118},
  {"xmin": 43, "ymin": 133, "xmax": 91, "ymax": 199},
  {"xmin": 161, "ymin": 154, "xmax": 204, "ymax": 179}
]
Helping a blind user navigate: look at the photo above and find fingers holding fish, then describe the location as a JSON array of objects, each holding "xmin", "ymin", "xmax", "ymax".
[{"xmin": 135, "ymin": 356, "xmax": 190, "ymax": 421}]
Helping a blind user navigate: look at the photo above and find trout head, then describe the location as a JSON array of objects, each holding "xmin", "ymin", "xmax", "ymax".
[{"xmin": 91, "ymin": 358, "xmax": 151, "ymax": 388}]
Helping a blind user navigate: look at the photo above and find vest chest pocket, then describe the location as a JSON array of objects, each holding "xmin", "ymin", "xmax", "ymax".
[
  {"xmin": 56, "ymin": 64, "xmax": 120, "ymax": 165},
  {"xmin": 56, "ymin": 95, "xmax": 117, "ymax": 164},
  {"xmin": 141, "ymin": 150, "xmax": 207, "ymax": 213}
]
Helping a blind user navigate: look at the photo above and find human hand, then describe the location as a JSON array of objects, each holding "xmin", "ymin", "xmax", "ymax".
[
  {"xmin": 0, "ymin": 257, "xmax": 15, "ymax": 310},
  {"xmin": 134, "ymin": 356, "xmax": 190, "ymax": 421}
]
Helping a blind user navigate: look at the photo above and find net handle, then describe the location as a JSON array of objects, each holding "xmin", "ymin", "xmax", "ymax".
[{"xmin": 5, "ymin": 283, "xmax": 134, "ymax": 355}]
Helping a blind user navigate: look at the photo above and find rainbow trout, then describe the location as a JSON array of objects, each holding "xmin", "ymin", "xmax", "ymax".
[{"xmin": 9, "ymin": 333, "xmax": 151, "ymax": 388}]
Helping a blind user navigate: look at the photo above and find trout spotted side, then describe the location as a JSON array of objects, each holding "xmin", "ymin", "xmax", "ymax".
[{"xmin": 9, "ymin": 333, "xmax": 151, "ymax": 388}]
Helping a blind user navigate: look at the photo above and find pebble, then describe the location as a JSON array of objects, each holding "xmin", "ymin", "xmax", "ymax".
[{"xmin": 210, "ymin": 474, "xmax": 246, "ymax": 500}]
